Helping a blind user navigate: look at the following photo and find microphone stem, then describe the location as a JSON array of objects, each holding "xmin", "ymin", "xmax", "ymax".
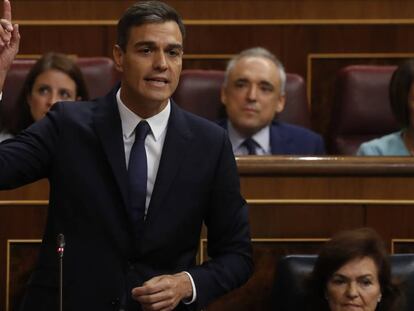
[{"xmin": 59, "ymin": 254, "xmax": 63, "ymax": 311}]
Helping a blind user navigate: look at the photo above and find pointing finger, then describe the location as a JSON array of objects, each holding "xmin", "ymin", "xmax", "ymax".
[{"xmin": 3, "ymin": 0, "xmax": 11, "ymax": 23}]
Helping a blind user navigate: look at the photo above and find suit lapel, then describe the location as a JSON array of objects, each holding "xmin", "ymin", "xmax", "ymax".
[
  {"xmin": 270, "ymin": 121, "xmax": 291, "ymax": 154},
  {"xmin": 93, "ymin": 87, "xmax": 129, "ymax": 208},
  {"xmin": 145, "ymin": 102, "xmax": 192, "ymax": 223}
]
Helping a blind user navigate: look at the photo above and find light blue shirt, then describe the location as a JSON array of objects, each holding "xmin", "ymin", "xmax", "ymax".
[{"xmin": 356, "ymin": 131, "xmax": 410, "ymax": 156}]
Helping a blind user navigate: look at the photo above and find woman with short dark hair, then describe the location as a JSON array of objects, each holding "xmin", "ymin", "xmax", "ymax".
[{"xmin": 307, "ymin": 228, "xmax": 403, "ymax": 311}]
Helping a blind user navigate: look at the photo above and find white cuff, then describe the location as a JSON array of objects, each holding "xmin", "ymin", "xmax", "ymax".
[{"xmin": 182, "ymin": 271, "xmax": 197, "ymax": 305}]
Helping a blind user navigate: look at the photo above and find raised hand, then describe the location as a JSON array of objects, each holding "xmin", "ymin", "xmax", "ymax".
[{"xmin": 0, "ymin": 0, "xmax": 20, "ymax": 90}]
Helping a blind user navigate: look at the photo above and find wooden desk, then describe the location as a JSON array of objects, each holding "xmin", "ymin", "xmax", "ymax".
[{"xmin": 2, "ymin": 157, "xmax": 414, "ymax": 310}]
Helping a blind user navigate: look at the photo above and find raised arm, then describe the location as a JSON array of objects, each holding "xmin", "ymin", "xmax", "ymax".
[{"xmin": 0, "ymin": 0, "xmax": 20, "ymax": 92}]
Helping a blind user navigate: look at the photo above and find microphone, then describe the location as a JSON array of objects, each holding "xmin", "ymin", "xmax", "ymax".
[
  {"xmin": 57, "ymin": 233, "xmax": 65, "ymax": 258},
  {"xmin": 57, "ymin": 233, "xmax": 65, "ymax": 311}
]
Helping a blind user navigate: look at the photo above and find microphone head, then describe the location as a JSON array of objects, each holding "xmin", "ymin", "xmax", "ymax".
[{"xmin": 57, "ymin": 233, "xmax": 65, "ymax": 257}]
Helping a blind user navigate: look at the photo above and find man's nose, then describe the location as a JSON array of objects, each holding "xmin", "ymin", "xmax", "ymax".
[
  {"xmin": 246, "ymin": 85, "xmax": 257, "ymax": 102},
  {"xmin": 154, "ymin": 51, "xmax": 168, "ymax": 70}
]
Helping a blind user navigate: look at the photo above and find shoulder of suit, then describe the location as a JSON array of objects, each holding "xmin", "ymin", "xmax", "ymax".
[{"xmin": 271, "ymin": 120, "xmax": 322, "ymax": 139}]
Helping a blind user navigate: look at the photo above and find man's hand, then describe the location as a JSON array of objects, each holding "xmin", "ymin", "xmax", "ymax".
[
  {"xmin": 131, "ymin": 272, "xmax": 193, "ymax": 311},
  {"xmin": 0, "ymin": 0, "xmax": 19, "ymax": 89}
]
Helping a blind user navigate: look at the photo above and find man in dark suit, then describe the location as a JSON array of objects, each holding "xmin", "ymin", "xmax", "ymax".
[
  {"xmin": 0, "ymin": 1, "xmax": 252, "ymax": 310},
  {"xmin": 220, "ymin": 47, "xmax": 325, "ymax": 155}
]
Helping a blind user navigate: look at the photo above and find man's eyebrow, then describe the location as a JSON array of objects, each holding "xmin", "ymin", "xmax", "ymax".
[
  {"xmin": 166, "ymin": 43, "xmax": 183, "ymax": 50},
  {"xmin": 133, "ymin": 41, "xmax": 183, "ymax": 50},
  {"xmin": 234, "ymin": 78, "xmax": 249, "ymax": 83},
  {"xmin": 258, "ymin": 80, "xmax": 274, "ymax": 88},
  {"xmin": 133, "ymin": 41, "xmax": 156, "ymax": 48}
]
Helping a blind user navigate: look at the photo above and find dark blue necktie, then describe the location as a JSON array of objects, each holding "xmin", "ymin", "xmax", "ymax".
[
  {"xmin": 128, "ymin": 121, "xmax": 150, "ymax": 227},
  {"xmin": 243, "ymin": 138, "xmax": 257, "ymax": 155}
]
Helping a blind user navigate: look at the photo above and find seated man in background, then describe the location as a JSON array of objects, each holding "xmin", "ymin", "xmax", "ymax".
[{"xmin": 220, "ymin": 47, "xmax": 325, "ymax": 155}]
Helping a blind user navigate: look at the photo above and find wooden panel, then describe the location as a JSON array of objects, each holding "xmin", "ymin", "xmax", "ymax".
[
  {"xmin": 366, "ymin": 205, "xmax": 414, "ymax": 249},
  {"xmin": 392, "ymin": 240, "xmax": 414, "ymax": 254},
  {"xmin": 9, "ymin": 1, "xmax": 414, "ymax": 20},
  {"xmin": 248, "ymin": 204, "xmax": 364, "ymax": 237},
  {"xmin": 0, "ymin": 179, "xmax": 49, "ymax": 200},
  {"xmin": 0, "ymin": 202, "xmax": 47, "ymax": 311},
  {"xmin": 6, "ymin": 240, "xmax": 41, "ymax": 311},
  {"xmin": 18, "ymin": 26, "xmax": 110, "ymax": 57}
]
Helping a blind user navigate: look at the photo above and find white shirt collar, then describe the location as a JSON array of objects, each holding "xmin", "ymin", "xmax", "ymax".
[
  {"xmin": 227, "ymin": 120, "xmax": 271, "ymax": 155},
  {"xmin": 116, "ymin": 88, "xmax": 170, "ymax": 141}
]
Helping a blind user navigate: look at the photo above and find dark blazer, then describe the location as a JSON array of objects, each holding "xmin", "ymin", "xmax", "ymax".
[
  {"xmin": 219, "ymin": 119, "xmax": 325, "ymax": 155},
  {"xmin": 0, "ymin": 88, "xmax": 252, "ymax": 311}
]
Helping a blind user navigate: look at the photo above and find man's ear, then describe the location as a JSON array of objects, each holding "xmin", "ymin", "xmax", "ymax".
[
  {"xmin": 275, "ymin": 94, "xmax": 286, "ymax": 113},
  {"xmin": 113, "ymin": 45, "xmax": 124, "ymax": 72}
]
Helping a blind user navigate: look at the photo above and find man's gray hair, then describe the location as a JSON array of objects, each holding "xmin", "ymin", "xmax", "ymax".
[{"xmin": 224, "ymin": 47, "xmax": 286, "ymax": 96}]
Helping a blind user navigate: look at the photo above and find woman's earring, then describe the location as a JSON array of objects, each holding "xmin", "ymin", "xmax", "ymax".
[{"xmin": 378, "ymin": 294, "xmax": 382, "ymax": 303}]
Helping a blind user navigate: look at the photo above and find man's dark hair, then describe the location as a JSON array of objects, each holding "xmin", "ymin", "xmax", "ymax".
[{"xmin": 117, "ymin": 1, "xmax": 186, "ymax": 51}]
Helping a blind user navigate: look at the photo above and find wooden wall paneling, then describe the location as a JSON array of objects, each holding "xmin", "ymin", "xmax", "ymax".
[
  {"xmin": 391, "ymin": 239, "xmax": 414, "ymax": 254},
  {"xmin": 241, "ymin": 175, "xmax": 414, "ymax": 200},
  {"xmin": 248, "ymin": 203, "xmax": 365, "ymax": 238},
  {"xmin": 366, "ymin": 204, "xmax": 414, "ymax": 250},
  {"xmin": 7, "ymin": 240, "xmax": 42, "ymax": 311},
  {"xmin": 10, "ymin": 1, "xmax": 414, "ymax": 20},
  {"xmin": 0, "ymin": 202, "xmax": 47, "ymax": 311},
  {"xmin": 0, "ymin": 180, "xmax": 49, "ymax": 200},
  {"xmin": 18, "ymin": 25, "xmax": 111, "ymax": 57}
]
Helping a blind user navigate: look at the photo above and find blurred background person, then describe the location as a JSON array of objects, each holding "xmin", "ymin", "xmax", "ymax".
[
  {"xmin": 357, "ymin": 60, "xmax": 414, "ymax": 156},
  {"xmin": 0, "ymin": 52, "xmax": 89, "ymax": 141},
  {"xmin": 306, "ymin": 227, "xmax": 402, "ymax": 311},
  {"xmin": 219, "ymin": 47, "xmax": 325, "ymax": 155}
]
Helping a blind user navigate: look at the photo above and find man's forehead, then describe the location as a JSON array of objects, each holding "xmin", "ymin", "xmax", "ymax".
[
  {"xmin": 230, "ymin": 57, "xmax": 280, "ymax": 83},
  {"xmin": 127, "ymin": 21, "xmax": 183, "ymax": 45}
]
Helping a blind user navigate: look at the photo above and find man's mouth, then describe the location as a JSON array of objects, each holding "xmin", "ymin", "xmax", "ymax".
[{"xmin": 144, "ymin": 77, "xmax": 169, "ymax": 86}]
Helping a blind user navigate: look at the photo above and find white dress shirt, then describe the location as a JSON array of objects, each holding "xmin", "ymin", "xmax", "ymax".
[
  {"xmin": 227, "ymin": 120, "xmax": 271, "ymax": 155},
  {"xmin": 116, "ymin": 89, "xmax": 196, "ymax": 304}
]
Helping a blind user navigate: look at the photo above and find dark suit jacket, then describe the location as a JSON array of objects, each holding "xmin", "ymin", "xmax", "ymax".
[
  {"xmin": 219, "ymin": 119, "xmax": 325, "ymax": 155},
  {"xmin": 0, "ymin": 88, "xmax": 252, "ymax": 311}
]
